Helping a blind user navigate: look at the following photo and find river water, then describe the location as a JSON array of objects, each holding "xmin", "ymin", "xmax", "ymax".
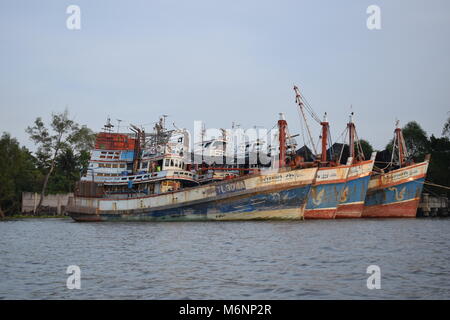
[{"xmin": 1, "ymin": 218, "xmax": 449, "ymax": 299}]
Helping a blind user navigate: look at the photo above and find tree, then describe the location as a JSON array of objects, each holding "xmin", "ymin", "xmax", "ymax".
[
  {"xmin": 402, "ymin": 121, "xmax": 430, "ymax": 161},
  {"xmin": 26, "ymin": 110, "xmax": 95, "ymax": 213},
  {"xmin": 386, "ymin": 121, "xmax": 429, "ymax": 162},
  {"xmin": 443, "ymin": 115, "xmax": 450, "ymax": 138},
  {"xmin": 0, "ymin": 133, "xmax": 41, "ymax": 216},
  {"xmin": 427, "ymin": 135, "xmax": 450, "ymax": 197},
  {"xmin": 358, "ymin": 139, "xmax": 374, "ymax": 161},
  {"xmin": 46, "ymin": 147, "xmax": 91, "ymax": 194}
]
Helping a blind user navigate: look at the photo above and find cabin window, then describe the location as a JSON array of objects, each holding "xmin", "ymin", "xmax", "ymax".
[
  {"xmin": 170, "ymin": 159, "xmax": 174, "ymax": 167},
  {"xmin": 120, "ymin": 164, "xmax": 126, "ymax": 168},
  {"xmin": 165, "ymin": 159, "xmax": 170, "ymax": 167},
  {"xmin": 156, "ymin": 160, "xmax": 163, "ymax": 171},
  {"xmin": 112, "ymin": 164, "xmax": 118, "ymax": 168}
]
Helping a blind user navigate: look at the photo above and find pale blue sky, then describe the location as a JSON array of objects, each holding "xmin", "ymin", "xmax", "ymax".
[{"xmin": 1, "ymin": 0, "xmax": 449, "ymax": 151}]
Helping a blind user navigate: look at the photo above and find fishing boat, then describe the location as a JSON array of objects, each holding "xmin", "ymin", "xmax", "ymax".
[
  {"xmin": 67, "ymin": 113, "xmax": 318, "ymax": 221},
  {"xmin": 362, "ymin": 122, "xmax": 429, "ymax": 218},
  {"xmin": 334, "ymin": 159, "xmax": 375, "ymax": 218},
  {"xmin": 293, "ymin": 88, "xmax": 375, "ymax": 219},
  {"xmin": 67, "ymin": 87, "xmax": 426, "ymax": 222},
  {"xmin": 290, "ymin": 86, "xmax": 344, "ymax": 219},
  {"xmin": 334, "ymin": 114, "xmax": 376, "ymax": 218},
  {"xmin": 302, "ymin": 117, "xmax": 348, "ymax": 219}
]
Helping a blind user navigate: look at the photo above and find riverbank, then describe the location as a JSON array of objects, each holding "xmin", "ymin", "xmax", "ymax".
[{"xmin": 1, "ymin": 214, "xmax": 70, "ymax": 221}]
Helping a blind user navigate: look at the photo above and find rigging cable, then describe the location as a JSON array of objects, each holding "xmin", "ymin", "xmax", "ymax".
[{"xmin": 294, "ymin": 86, "xmax": 318, "ymax": 155}]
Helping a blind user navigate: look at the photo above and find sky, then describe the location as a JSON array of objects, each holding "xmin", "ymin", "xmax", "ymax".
[{"xmin": 1, "ymin": 0, "xmax": 449, "ymax": 152}]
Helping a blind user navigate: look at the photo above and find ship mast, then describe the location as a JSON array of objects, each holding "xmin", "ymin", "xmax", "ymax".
[
  {"xmin": 294, "ymin": 86, "xmax": 318, "ymax": 155},
  {"xmin": 103, "ymin": 117, "xmax": 114, "ymax": 133},
  {"xmin": 130, "ymin": 124, "xmax": 143, "ymax": 174},
  {"xmin": 320, "ymin": 112, "xmax": 329, "ymax": 163},
  {"xmin": 278, "ymin": 113, "xmax": 287, "ymax": 168},
  {"xmin": 348, "ymin": 112, "xmax": 355, "ymax": 163},
  {"xmin": 393, "ymin": 120, "xmax": 409, "ymax": 167}
]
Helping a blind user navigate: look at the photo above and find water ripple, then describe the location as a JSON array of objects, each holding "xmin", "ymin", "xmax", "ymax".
[{"xmin": 0, "ymin": 218, "xmax": 449, "ymax": 299}]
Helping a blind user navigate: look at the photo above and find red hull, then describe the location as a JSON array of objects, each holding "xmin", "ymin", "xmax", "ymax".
[
  {"xmin": 335, "ymin": 203, "xmax": 364, "ymax": 219},
  {"xmin": 304, "ymin": 208, "xmax": 336, "ymax": 219},
  {"xmin": 362, "ymin": 198, "xmax": 419, "ymax": 218}
]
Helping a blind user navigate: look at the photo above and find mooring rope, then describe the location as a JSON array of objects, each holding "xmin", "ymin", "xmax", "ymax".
[
  {"xmin": 423, "ymin": 181, "xmax": 450, "ymax": 190},
  {"xmin": 409, "ymin": 179, "xmax": 450, "ymax": 191}
]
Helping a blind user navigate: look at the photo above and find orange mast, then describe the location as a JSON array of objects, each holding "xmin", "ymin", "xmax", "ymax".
[
  {"xmin": 348, "ymin": 112, "xmax": 355, "ymax": 163},
  {"xmin": 394, "ymin": 120, "xmax": 408, "ymax": 167},
  {"xmin": 278, "ymin": 113, "xmax": 287, "ymax": 168},
  {"xmin": 320, "ymin": 113, "xmax": 329, "ymax": 163}
]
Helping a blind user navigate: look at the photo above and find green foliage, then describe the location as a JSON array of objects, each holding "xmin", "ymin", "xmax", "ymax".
[
  {"xmin": 0, "ymin": 110, "xmax": 95, "ymax": 216},
  {"xmin": 383, "ymin": 120, "xmax": 450, "ymax": 196},
  {"xmin": 386, "ymin": 121, "xmax": 429, "ymax": 162},
  {"xmin": 26, "ymin": 109, "xmax": 94, "ymax": 169},
  {"xmin": 402, "ymin": 121, "xmax": 429, "ymax": 162},
  {"xmin": 26, "ymin": 109, "xmax": 95, "ymax": 212},
  {"xmin": 0, "ymin": 133, "xmax": 42, "ymax": 216},
  {"xmin": 358, "ymin": 139, "xmax": 374, "ymax": 161},
  {"xmin": 443, "ymin": 116, "xmax": 450, "ymax": 138},
  {"xmin": 46, "ymin": 148, "xmax": 91, "ymax": 194},
  {"xmin": 426, "ymin": 135, "xmax": 450, "ymax": 197}
]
